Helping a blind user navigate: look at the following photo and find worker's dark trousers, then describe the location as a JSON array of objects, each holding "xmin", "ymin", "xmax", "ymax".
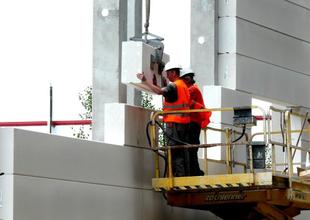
[
  {"xmin": 188, "ymin": 122, "xmax": 204, "ymax": 176},
  {"xmin": 165, "ymin": 123, "xmax": 189, "ymax": 177}
]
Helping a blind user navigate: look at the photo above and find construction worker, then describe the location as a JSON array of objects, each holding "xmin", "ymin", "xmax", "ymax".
[
  {"xmin": 137, "ymin": 62, "xmax": 191, "ymax": 177},
  {"xmin": 180, "ymin": 68, "xmax": 211, "ymax": 176}
]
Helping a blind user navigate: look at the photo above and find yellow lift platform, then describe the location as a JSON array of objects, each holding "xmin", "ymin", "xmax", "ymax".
[{"xmin": 148, "ymin": 106, "xmax": 310, "ymax": 219}]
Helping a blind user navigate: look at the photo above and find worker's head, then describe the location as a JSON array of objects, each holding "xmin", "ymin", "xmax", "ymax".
[
  {"xmin": 180, "ymin": 68, "xmax": 195, "ymax": 86},
  {"xmin": 164, "ymin": 62, "xmax": 182, "ymax": 82}
]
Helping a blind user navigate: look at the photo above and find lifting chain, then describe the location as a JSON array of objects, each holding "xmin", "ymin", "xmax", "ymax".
[{"xmin": 144, "ymin": 0, "xmax": 151, "ymax": 36}]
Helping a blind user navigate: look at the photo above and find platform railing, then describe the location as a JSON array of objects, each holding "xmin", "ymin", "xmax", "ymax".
[
  {"xmin": 149, "ymin": 106, "xmax": 267, "ymax": 181},
  {"xmin": 268, "ymin": 106, "xmax": 310, "ymax": 187}
]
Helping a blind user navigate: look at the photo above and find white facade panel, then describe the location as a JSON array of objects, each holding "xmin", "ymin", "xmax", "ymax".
[
  {"xmin": 219, "ymin": 17, "xmax": 310, "ymax": 75},
  {"xmin": 203, "ymin": 86, "xmax": 251, "ymax": 174},
  {"xmin": 219, "ymin": 0, "xmax": 310, "ymax": 42},
  {"xmin": 103, "ymin": 103, "xmax": 152, "ymax": 147},
  {"xmin": 0, "ymin": 129, "xmax": 217, "ymax": 220},
  {"xmin": 0, "ymin": 175, "xmax": 13, "ymax": 220},
  {"xmin": 218, "ymin": 54, "xmax": 310, "ymax": 108},
  {"xmin": 6, "ymin": 175, "xmax": 216, "ymax": 220},
  {"xmin": 0, "ymin": 129, "xmax": 13, "ymax": 174},
  {"xmin": 0, "ymin": 128, "xmax": 155, "ymax": 189},
  {"xmin": 218, "ymin": 51, "xmax": 236, "ymax": 89},
  {"xmin": 218, "ymin": 17, "xmax": 236, "ymax": 53},
  {"xmin": 288, "ymin": 0, "xmax": 310, "ymax": 10}
]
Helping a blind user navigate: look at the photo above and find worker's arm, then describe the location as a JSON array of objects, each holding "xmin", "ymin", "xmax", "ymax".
[{"xmin": 137, "ymin": 73, "xmax": 163, "ymax": 95}]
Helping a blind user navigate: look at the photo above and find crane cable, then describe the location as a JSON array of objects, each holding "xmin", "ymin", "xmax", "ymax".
[{"xmin": 144, "ymin": 0, "xmax": 151, "ymax": 36}]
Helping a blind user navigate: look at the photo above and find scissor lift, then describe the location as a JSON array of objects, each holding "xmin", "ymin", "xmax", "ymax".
[{"xmin": 149, "ymin": 106, "xmax": 310, "ymax": 219}]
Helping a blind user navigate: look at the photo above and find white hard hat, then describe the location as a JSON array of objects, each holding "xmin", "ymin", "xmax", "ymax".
[
  {"xmin": 163, "ymin": 62, "xmax": 182, "ymax": 72},
  {"xmin": 180, "ymin": 68, "xmax": 195, "ymax": 78}
]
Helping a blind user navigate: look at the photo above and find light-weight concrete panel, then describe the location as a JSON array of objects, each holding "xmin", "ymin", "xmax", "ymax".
[
  {"xmin": 93, "ymin": 0, "xmax": 128, "ymax": 141},
  {"xmin": 0, "ymin": 128, "xmax": 14, "ymax": 174},
  {"xmin": 102, "ymin": 103, "xmax": 152, "ymax": 147},
  {"xmin": 288, "ymin": 0, "xmax": 310, "ymax": 10},
  {"xmin": 0, "ymin": 131, "xmax": 217, "ymax": 220},
  {"xmin": 219, "ymin": 53, "xmax": 310, "ymax": 108},
  {"xmin": 121, "ymin": 41, "xmax": 169, "ymax": 93},
  {"xmin": 0, "ymin": 175, "xmax": 13, "ymax": 220},
  {"xmin": 0, "ymin": 128, "xmax": 155, "ymax": 190},
  {"xmin": 191, "ymin": 0, "xmax": 218, "ymax": 86},
  {"xmin": 203, "ymin": 86, "xmax": 251, "ymax": 174},
  {"xmin": 219, "ymin": 17, "xmax": 310, "ymax": 75},
  {"xmin": 219, "ymin": 0, "xmax": 310, "ymax": 42},
  {"xmin": 6, "ymin": 175, "xmax": 217, "ymax": 220}
]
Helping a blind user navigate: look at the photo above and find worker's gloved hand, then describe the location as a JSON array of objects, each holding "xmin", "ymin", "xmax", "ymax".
[{"xmin": 136, "ymin": 72, "xmax": 146, "ymax": 82}]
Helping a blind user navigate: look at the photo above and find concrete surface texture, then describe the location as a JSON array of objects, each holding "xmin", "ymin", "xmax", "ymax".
[
  {"xmin": 0, "ymin": 128, "xmax": 219, "ymax": 220},
  {"xmin": 218, "ymin": 0, "xmax": 310, "ymax": 108},
  {"xmin": 89, "ymin": 0, "xmax": 310, "ymax": 219}
]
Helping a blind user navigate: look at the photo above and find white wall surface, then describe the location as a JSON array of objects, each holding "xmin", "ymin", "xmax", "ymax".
[
  {"xmin": 287, "ymin": 0, "xmax": 310, "ymax": 9},
  {"xmin": 218, "ymin": 0, "xmax": 310, "ymax": 108},
  {"xmin": 0, "ymin": 128, "xmax": 218, "ymax": 220},
  {"xmin": 217, "ymin": 1, "xmax": 310, "ymax": 218},
  {"xmin": 203, "ymin": 86, "xmax": 251, "ymax": 174}
]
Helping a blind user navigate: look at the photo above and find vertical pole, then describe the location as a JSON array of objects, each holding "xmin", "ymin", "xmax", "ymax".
[
  {"xmin": 168, "ymin": 148, "xmax": 173, "ymax": 190},
  {"xmin": 126, "ymin": 0, "xmax": 142, "ymax": 106},
  {"xmin": 225, "ymin": 128, "xmax": 232, "ymax": 174},
  {"xmin": 203, "ymin": 129, "xmax": 208, "ymax": 175},
  {"xmin": 285, "ymin": 111, "xmax": 293, "ymax": 188},
  {"xmin": 272, "ymin": 144, "xmax": 276, "ymax": 175},
  {"xmin": 249, "ymin": 143, "xmax": 254, "ymax": 174},
  {"xmin": 150, "ymin": 122, "xmax": 160, "ymax": 178},
  {"xmin": 49, "ymin": 84, "xmax": 53, "ymax": 134}
]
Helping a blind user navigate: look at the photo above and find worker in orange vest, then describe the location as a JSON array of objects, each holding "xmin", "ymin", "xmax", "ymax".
[
  {"xmin": 181, "ymin": 68, "xmax": 212, "ymax": 176},
  {"xmin": 137, "ymin": 62, "xmax": 191, "ymax": 177}
]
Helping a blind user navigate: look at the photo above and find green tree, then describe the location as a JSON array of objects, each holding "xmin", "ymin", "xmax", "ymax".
[
  {"xmin": 141, "ymin": 91, "xmax": 155, "ymax": 110},
  {"xmin": 72, "ymin": 86, "xmax": 92, "ymax": 139}
]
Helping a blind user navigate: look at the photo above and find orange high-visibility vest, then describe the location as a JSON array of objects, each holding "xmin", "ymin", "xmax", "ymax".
[
  {"xmin": 189, "ymin": 84, "xmax": 211, "ymax": 128},
  {"xmin": 163, "ymin": 79, "xmax": 190, "ymax": 124}
]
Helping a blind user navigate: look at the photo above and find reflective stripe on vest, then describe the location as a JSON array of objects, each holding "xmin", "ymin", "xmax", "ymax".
[
  {"xmin": 163, "ymin": 79, "xmax": 190, "ymax": 124},
  {"xmin": 163, "ymin": 103, "xmax": 189, "ymax": 109}
]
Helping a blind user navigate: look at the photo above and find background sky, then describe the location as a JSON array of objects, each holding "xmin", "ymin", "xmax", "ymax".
[{"xmin": 0, "ymin": 0, "xmax": 190, "ymax": 135}]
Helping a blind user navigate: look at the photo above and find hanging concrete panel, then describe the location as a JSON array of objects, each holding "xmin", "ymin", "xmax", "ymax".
[
  {"xmin": 121, "ymin": 41, "xmax": 169, "ymax": 94},
  {"xmin": 219, "ymin": 0, "xmax": 310, "ymax": 42},
  {"xmin": 218, "ymin": 53, "xmax": 310, "ymax": 108},
  {"xmin": 219, "ymin": 17, "xmax": 310, "ymax": 75}
]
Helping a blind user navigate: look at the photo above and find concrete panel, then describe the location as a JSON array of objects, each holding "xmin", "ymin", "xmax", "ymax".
[
  {"xmin": 219, "ymin": 17, "xmax": 310, "ymax": 75},
  {"xmin": 5, "ymin": 175, "xmax": 216, "ymax": 220},
  {"xmin": 93, "ymin": 0, "xmax": 128, "ymax": 140},
  {"xmin": 218, "ymin": 51, "xmax": 236, "ymax": 88},
  {"xmin": 219, "ymin": 53, "xmax": 310, "ymax": 108},
  {"xmin": 288, "ymin": 0, "xmax": 310, "ymax": 10},
  {"xmin": 297, "ymin": 210, "xmax": 310, "ymax": 220},
  {"xmin": 0, "ymin": 129, "xmax": 13, "ymax": 174},
  {"xmin": 219, "ymin": 0, "xmax": 310, "ymax": 42},
  {"xmin": 203, "ymin": 86, "xmax": 251, "ymax": 174},
  {"xmin": 12, "ymin": 175, "xmax": 143, "ymax": 220},
  {"xmin": 0, "ymin": 175, "xmax": 13, "ymax": 220},
  {"xmin": 0, "ymin": 128, "xmax": 156, "ymax": 190},
  {"xmin": 191, "ymin": 0, "xmax": 218, "ymax": 86},
  {"xmin": 121, "ymin": 41, "xmax": 169, "ymax": 93},
  {"xmin": 102, "ymin": 103, "xmax": 152, "ymax": 147},
  {"xmin": 218, "ymin": 17, "xmax": 236, "ymax": 53}
]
